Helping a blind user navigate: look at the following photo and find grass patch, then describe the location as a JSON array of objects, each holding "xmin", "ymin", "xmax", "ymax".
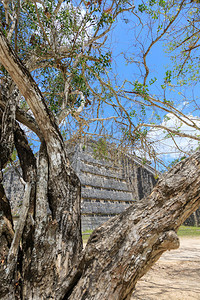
[
  {"xmin": 177, "ymin": 226, "xmax": 200, "ymax": 237},
  {"xmin": 82, "ymin": 229, "xmax": 93, "ymax": 243}
]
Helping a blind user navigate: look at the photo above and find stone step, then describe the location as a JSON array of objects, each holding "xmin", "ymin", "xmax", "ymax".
[
  {"xmin": 79, "ymin": 174, "xmax": 130, "ymax": 192},
  {"xmin": 80, "ymin": 161, "xmax": 124, "ymax": 180},
  {"xmin": 79, "ymin": 153, "xmax": 121, "ymax": 170},
  {"xmin": 81, "ymin": 200, "xmax": 133, "ymax": 215},
  {"xmin": 82, "ymin": 187, "xmax": 133, "ymax": 202}
]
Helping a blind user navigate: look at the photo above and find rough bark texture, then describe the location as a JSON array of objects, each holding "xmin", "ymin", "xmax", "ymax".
[
  {"xmin": 0, "ymin": 83, "xmax": 15, "ymax": 298},
  {"xmin": 0, "ymin": 87, "xmax": 16, "ymax": 170},
  {"xmin": 1, "ymin": 29, "xmax": 200, "ymax": 300}
]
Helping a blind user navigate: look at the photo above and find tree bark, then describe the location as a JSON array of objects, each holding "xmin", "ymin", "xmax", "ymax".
[
  {"xmin": 0, "ymin": 85, "xmax": 15, "ymax": 298},
  {"xmin": 0, "ymin": 30, "xmax": 82, "ymax": 298}
]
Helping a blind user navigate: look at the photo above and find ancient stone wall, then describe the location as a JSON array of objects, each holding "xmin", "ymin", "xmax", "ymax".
[{"xmin": 69, "ymin": 141, "xmax": 157, "ymax": 230}]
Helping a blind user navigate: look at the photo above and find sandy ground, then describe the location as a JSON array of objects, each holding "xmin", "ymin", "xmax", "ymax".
[{"xmin": 132, "ymin": 237, "xmax": 200, "ymax": 300}]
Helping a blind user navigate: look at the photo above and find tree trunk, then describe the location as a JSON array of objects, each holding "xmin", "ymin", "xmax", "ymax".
[
  {"xmin": 0, "ymin": 85, "xmax": 16, "ymax": 298},
  {"xmin": 193, "ymin": 211, "xmax": 198, "ymax": 227},
  {"xmin": 0, "ymin": 29, "xmax": 83, "ymax": 299},
  {"xmin": 1, "ymin": 29, "xmax": 200, "ymax": 300}
]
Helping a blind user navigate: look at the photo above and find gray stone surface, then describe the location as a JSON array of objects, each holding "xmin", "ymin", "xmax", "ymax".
[
  {"xmin": 81, "ymin": 215, "xmax": 112, "ymax": 230},
  {"xmin": 81, "ymin": 200, "xmax": 134, "ymax": 215},
  {"xmin": 80, "ymin": 161, "xmax": 124, "ymax": 180},
  {"xmin": 79, "ymin": 174, "xmax": 129, "ymax": 191},
  {"xmin": 82, "ymin": 188, "xmax": 134, "ymax": 202}
]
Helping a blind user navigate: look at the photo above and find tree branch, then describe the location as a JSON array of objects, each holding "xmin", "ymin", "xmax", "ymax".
[{"xmin": 0, "ymin": 29, "xmax": 61, "ymax": 145}]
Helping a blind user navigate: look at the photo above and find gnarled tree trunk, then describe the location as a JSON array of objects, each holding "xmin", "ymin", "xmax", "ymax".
[
  {"xmin": 0, "ymin": 29, "xmax": 200, "ymax": 300},
  {"xmin": 0, "ymin": 30, "xmax": 82, "ymax": 299}
]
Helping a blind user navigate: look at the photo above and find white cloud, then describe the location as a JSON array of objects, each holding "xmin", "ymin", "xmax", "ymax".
[{"xmin": 147, "ymin": 113, "xmax": 200, "ymax": 162}]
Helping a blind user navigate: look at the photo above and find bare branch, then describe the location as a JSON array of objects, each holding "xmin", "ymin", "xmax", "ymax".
[
  {"xmin": 7, "ymin": 14, "xmax": 17, "ymax": 42},
  {"xmin": 142, "ymin": 0, "xmax": 185, "ymax": 85},
  {"xmin": 123, "ymin": 90, "xmax": 200, "ymax": 131},
  {"xmin": 88, "ymin": 116, "xmax": 118, "ymax": 122},
  {"xmin": 2, "ymin": 0, "xmax": 9, "ymax": 24},
  {"xmin": 178, "ymin": 36, "xmax": 200, "ymax": 76}
]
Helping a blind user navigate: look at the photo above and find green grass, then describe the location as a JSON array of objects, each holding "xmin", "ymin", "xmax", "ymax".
[
  {"xmin": 82, "ymin": 230, "xmax": 93, "ymax": 243},
  {"xmin": 177, "ymin": 226, "xmax": 200, "ymax": 237}
]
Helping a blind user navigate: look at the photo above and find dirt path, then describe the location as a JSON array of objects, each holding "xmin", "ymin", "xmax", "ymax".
[{"xmin": 132, "ymin": 237, "xmax": 200, "ymax": 300}]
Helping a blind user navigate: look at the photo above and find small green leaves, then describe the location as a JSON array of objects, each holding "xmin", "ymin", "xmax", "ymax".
[
  {"xmin": 133, "ymin": 81, "xmax": 149, "ymax": 95},
  {"xmin": 11, "ymin": 149, "xmax": 17, "ymax": 162},
  {"xmin": 130, "ymin": 110, "xmax": 136, "ymax": 118},
  {"xmin": 138, "ymin": 4, "xmax": 147, "ymax": 12},
  {"xmin": 158, "ymin": 0, "xmax": 166, "ymax": 8},
  {"xmin": 149, "ymin": 0, "xmax": 156, "ymax": 6},
  {"xmin": 149, "ymin": 77, "xmax": 157, "ymax": 85},
  {"xmin": 164, "ymin": 70, "xmax": 172, "ymax": 83}
]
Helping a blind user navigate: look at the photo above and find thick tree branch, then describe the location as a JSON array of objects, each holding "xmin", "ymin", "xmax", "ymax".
[
  {"xmin": 58, "ymin": 90, "xmax": 86, "ymax": 124},
  {"xmin": 0, "ymin": 183, "xmax": 13, "ymax": 227},
  {"xmin": 0, "ymin": 29, "xmax": 61, "ymax": 145}
]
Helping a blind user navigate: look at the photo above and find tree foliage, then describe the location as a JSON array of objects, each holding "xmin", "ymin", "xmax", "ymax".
[{"xmin": 1, "ymin": 0, "xmax": 200, "ymax": 168}]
